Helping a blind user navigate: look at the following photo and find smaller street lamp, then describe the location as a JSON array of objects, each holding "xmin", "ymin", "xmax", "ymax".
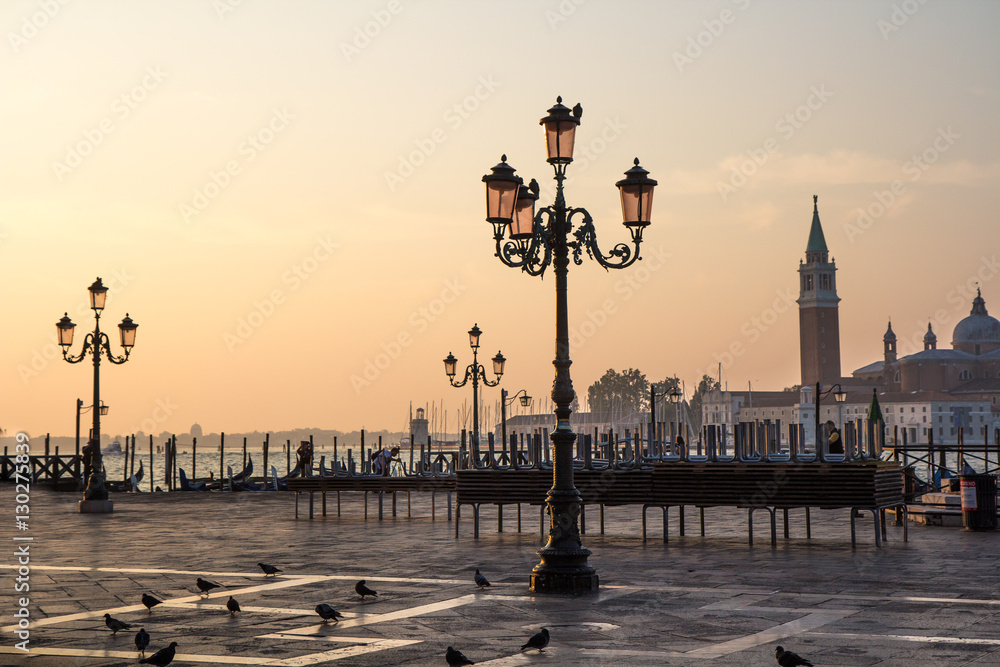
[
  {"xmin": 814, "ymin": 382, "xmax": 847, "ymax": 456},
  {"xmin": 443, "ymin": 324, "xmax": 506, "ymax": 462},
  {"xmin": 500, "ymin": 388, "xmax": 532, "ymax": 462}
]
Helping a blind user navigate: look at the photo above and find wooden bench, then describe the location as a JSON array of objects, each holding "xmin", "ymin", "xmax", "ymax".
[
  {"xmin": 650, "ymin": 460, "xmax": 905, "ymax": 546},
  {"xmin": 287, "ymin": 475, "xmax": 456, "ymax": 520}
]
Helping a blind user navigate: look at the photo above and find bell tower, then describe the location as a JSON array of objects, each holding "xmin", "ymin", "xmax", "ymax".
[{"xmin": 798, "ymin": 195, "xmax": 842, "ymax": 387}]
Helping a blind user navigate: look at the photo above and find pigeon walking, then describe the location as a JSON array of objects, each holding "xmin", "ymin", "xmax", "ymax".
[
  {"xmin": 520, "ymin": 627, "xmax": 549, "ymax": 652},
  {"xmin": 315, "ymin": 604, "xmax": 344, "ymax": 623},
  {"xmin": 446, "ymin": 645, "xmax": 475, "ymax": 666},
  {"xmin": 104, "ymin": 613, "xmax": 132, "ymax": 635},
  {"xmin": 775, "ymin": 645, "xmax": 814, "ymax": 667},
  {"xmin": 140, "ymin": 641, "xmax": 178, "ymax": 666},
  {"xmin": 258, "ymin": 562, "xmax": 283, "ymax": 577},
  {"xmin": 196, "ymin": 577, "xmax": 222, "ymax": 596},
  {"xmin": 474, "ymin": 569, "xmax": 490, "ymax": 589},
  {"xmin": 355, "ymin": 580, "xmax": 377, "ymax": 600},
  {"xmin": 227, "ymin": 596, "xmax": 241, "ymax": 616},
  {"xmin": 135, "ymin": 628, "xmax": 150, "ymax": 657},
  {"xmin": 141, "ymin": 593, "xmax": 163, "ymax": 613}
]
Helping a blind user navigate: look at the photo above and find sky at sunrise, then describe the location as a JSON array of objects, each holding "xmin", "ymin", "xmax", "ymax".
[{"xmin": 3, "ymin": 0, "xmax": 999, "ymax": 439}]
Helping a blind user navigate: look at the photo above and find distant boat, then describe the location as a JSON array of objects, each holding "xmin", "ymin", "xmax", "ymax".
[{"xmin": 102, "ymin": 441, "xmax": 124, "ymax": 455}]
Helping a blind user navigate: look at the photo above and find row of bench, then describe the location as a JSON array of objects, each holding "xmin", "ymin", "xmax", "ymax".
[{"xmin": 287, "ymin": 460, "xmax": 906, "ymax": 547}]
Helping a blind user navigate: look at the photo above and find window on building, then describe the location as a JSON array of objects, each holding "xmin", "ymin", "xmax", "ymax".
[
  {"xmin": 959, "ymin": 369, "xmax": 972, "ymax": 380},
  {"xmin": 911, "ymin": 407, "xmax": 915, "ymax": 412},
  {"xmin": 894, "ymin": 372, "xmax": 900, "ymax": 382},
  {"xmin": 922, "ymin": 416, "xmax": 926, "ymax": 423},
  {"xmin": 922, "ymin": 407, "xmax": 926, "ymax": 412}
]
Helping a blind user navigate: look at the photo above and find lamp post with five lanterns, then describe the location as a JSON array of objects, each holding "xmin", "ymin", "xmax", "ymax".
[{"xmin": 482, "ymin": 97, "xmax": 658, "ymax": 593}]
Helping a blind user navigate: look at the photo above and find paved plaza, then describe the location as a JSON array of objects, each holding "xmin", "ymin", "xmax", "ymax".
[{"xmin": 3, "ymin": 487, "xmax": 1000, "ymax": 666}]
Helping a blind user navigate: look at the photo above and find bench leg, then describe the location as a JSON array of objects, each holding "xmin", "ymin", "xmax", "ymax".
[
  {"xmin": 679, "ymin": 506, "xmax": 685, "ymax": 536},
  {"xmin": 600, "ymin": 504, "xmax": 605, "ymax": 534},
  {"xmin": 448, "ymin": 491, "xmax": 452, "ymax": 521},
  {"xmin": 700, "ymin": 508, "xmax": 705, "ymax": 536},
  {"xmin": 517, "ymin": 503, "xmax": 522, "ymax": 533},
  {"xmin": 498, "ymin": 504, "xmax": 503, "ymax": 533},
  {"xmin": 294, "ymin": 491, "xmax": 299, "ymax": 519},
  {"xmin": 322, "ymin": 491, "xmax": 327, "ymax": 517},
  {"xmin": 850, "ymin": 508, "xmax": 857, "ymax": 547},
  {"xmin": 455, "ymin": 503, "xmax": 460, "ymax": 538},
  {"xmin": 783, "ymin": 508, "xmax": 789, "ymax": 539},
  {"xmin": 748, "ymin": 508, "xmax": 754, "ymax": 546},
  {"xmin": 407, "ymin": 491, "xmax": 411, "ymax": 519},
  {"xmin": 770, "ymin": 508, "xmax": 777, "ymax": 546},
  {"xmin": 805, "ymin": 507, "xmax": 811, "ymax": 539},
  {"xmin": 642, "ymin": 505, "xmax": 647, "ymax": 541},
  {"xmin": 432, "ymin": 491, "xmax": 436, "ymax": 521},
  {"xmin": 337, "ymin": 490, "xmax": 341, "ymax": 517},
  {"xmin": 378, "ymin": 491, "xmax": 384, "ymax": 520},
  {"xmin": 875, "ymin": 510, "xmax": 883, "ymax": 548},
  {"xmin": 364, "ymin": 491, "xmax": 368, "ymax": 520},
  {"xmin": 662, "ymin": 506, "xmax": 668, "ymax": 544},
  {"xmin": 309, "ymin": 491, "xmax": 314, "ymax": 520},
  {"xmin": 474, "ymin": 504, "xmax": 480, "ymax": 539}
]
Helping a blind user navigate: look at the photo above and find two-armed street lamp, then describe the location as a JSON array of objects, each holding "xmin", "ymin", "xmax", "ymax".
[
  {"xmin": 500, "ymin": 388, "xmax": 532, "ymax": 460},
  {"xmin": 444, "ymin": 324, "xmax": 506, "ymax": 460},
  {"xmin": 482, "ymin": 97, "xmax": 658, "ymax": 593},
  {"xmin": 814, "ymin": 382, "xmax": 847, "ymax": 454},
  {"xmin": 56, "ymin": 278, "xmax": 137, "ymax": 513}
]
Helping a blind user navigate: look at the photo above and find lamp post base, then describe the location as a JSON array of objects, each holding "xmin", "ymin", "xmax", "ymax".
[
  {"xmin": 529, "ymin": 565, "xmax": 599, "ymax": 595},
  {"xmin": 78, "ymin": 499, "xmax": 114, "ymax": 514}
]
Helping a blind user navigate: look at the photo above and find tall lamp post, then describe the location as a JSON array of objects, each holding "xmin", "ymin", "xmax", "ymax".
[
  {"xmin": 443, "ymin": 324, "xmax": 506, "ymax": 461},
  {"xmin": 57, "ymin": 278, "xmax": 137, "ymax": 513},
  {"xmin": 814, "ymin": 382, "xmax": 846, "ymax": 453},
  {"xmin": 500, "ymin": 388, "xmax": 532, "ymax": 460},
  {"xmin": 482, "ymin": 97, "xmax": 658, "ymax": 593}
]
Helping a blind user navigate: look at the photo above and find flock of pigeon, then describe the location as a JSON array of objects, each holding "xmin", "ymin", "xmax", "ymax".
[{"xmin": 101, "ymin": 562, "xmax": 814, "ymax": 665}]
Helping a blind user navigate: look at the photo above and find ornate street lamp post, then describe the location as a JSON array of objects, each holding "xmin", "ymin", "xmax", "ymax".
[
  {"xmin": 814, "ymin": 382, "xmax": 847, "ymax": 456},
  {"xmin": 57, "ymin": 278, "xmax": 137, "ymax": 513},
  {"xmin": 483, "ymin": 97, "xmax": 657, "ymax": 593},
  {"xmin": 500, "ymin": 388, "xmax": 532, "ymax": 461},
  {"xmin": 444, "ymin": 324, "xmax": 506, "ymax": 462}
]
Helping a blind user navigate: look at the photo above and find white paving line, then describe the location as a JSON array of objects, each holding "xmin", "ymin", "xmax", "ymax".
[
  {"xmin": 277, "ymin": 640, "xmax": 421, "ymax": 666},
  {"xmin": 683, "ymin": 611, "xmax": 853, "ymax": 659},
  {"xmin": 0, "ymin": 646, "xmax": 284, "ymax": 665},
  {"xmin": 259, "ymin": 633, "xmax": 392, "ymax": 644},
  {"xmin": 275, "ymin": 595, "xmax": 479, "ymax": 633},
  {"xmin": 0, "ymin": 575, "xmax": 330, "ymax": 632},
  {"xmin": 806, "ymin": 630, "xmax": 1000, "ymax": 646},
  {"xmin": 169, "ymin": 603, "xmax": 357, "ymax": 617}
]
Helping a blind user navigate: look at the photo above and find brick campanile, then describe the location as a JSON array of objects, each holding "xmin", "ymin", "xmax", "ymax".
[{"xmin": 798, "ymin": 195, "xmax": 842, "ymax": 387}]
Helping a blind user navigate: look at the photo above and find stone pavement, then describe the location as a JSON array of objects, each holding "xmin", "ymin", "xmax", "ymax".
[{"xmin": 3, "ymin": 487, "xmax": 1000, "ymax": 666}]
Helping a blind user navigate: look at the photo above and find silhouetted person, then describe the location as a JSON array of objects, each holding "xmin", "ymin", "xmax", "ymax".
[
  {"xmin": 827, "ymin": 420, "xmax": 843, "ymax": 455},
  {"xmin": 296, "ymin": 440, "xmax": 313, "ymax": 476},
  {"xmin": 371, "ymin": 447, "xmax": 400, "ymax": 476}
]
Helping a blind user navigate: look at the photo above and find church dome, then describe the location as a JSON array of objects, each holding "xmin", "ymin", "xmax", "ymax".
[{"xmin": 952, "ymin": 290, "xmax": 1000, "ymax": 350}]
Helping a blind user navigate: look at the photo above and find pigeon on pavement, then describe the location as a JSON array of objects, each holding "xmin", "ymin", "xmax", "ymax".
[
  {"xmin": 355, "ymin": 580, "xmax": 378, "ymax": 600},
  {"xmin": 446, "ymin": 645, "xmax": 476, "ymax": 665},
  {"xmin": 520, "ymin": 627, "xmax": 549, "ymax": 652},
  {"xmin": 135, "ymin": 628, "xmax": 150, "ymax": 657},
  {"xmin": 139, "ymin": 641, "xmax": 178, "ymax": 666},
  {"xmin": 104, "ymin": 613, "xmax": 132, "ymax": 635},
  {"xmin": 258, "ymin": 562, "xmax": 283, "ymax": 577},
  {"xmin": 227, "ymin": 596, "xmax": 241, "ymax": 616},
  {"xmin": 776, "ymin": 645, "xmax": 814, "ymax": 666},
  {"xmin": 315, "ymin": 604, "xmax": 344, "ymax": 623},
  {"xmin": 474, "ymin": 569, "xmax": 490, "ymax": 589},
  {"xmin": 141, "ymin": 593, "xmax": 163, "ymax": 612},
  {"xmin": 196, "ymin": 577, "xmax": 222, "ymax": 596}
]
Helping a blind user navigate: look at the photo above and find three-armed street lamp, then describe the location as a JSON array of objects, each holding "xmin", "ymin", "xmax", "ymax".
[
  {"xmin": 500, "ymin": 388, "xmax": 532, "ymax": 460},
  {"xmin": 482, "ymin": 97, "xmax": 657, "ymax": 593},
  {"xmin": 814, "ymin": 382, "xmax": 847, "ymax": 453},
  {"xmin": 57, "ymin": 278, "xmax": 137, "ymax": 513},
  {"xmin": 444, "ymin": 324, "xmax": 506, "ymax": 459}
]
